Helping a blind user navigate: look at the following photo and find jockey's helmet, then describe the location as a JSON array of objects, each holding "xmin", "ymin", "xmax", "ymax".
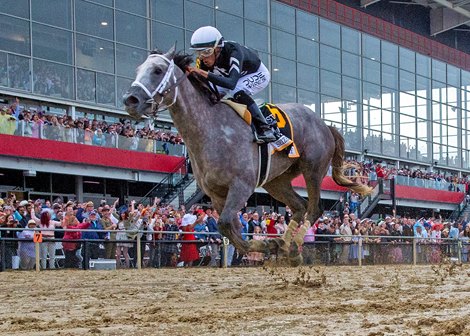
[{"xmin": 190, "ymin": 26, "xmax": 224, "ymax": 58}]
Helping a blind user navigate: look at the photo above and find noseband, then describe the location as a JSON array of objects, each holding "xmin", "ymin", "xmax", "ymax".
[{"xmin": 131, "ymin": 54, "xmax": 186, "ymax": 114}]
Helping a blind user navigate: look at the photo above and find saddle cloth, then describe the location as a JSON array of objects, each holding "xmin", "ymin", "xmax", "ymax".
[{"xmin": 221, "ymin": 100, "xmax": 299, "ymax": 158}]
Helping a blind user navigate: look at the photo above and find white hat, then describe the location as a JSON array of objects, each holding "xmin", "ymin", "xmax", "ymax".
[
  {"xmin": 181, "ymin": 214, "xmax": 197, "ymax": 227},
  {"xmin": 19, "ymin": 200, "xmax": 29, "ymax": 207}
]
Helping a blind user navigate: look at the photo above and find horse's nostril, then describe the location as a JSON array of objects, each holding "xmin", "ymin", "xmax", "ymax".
[{"xmin": 124, "ymin": 95, "xmax": 139, "ymax": 107}]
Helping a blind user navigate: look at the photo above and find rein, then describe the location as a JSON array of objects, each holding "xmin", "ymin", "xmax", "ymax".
[{"xmin": 131, "ymin": 54, "xmax": 187, "ymax": 115}]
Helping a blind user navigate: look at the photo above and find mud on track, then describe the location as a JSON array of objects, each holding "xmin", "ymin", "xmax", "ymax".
[{"xmin": 0, "ymin": 264, "xmax": 469, "ymax": 336}]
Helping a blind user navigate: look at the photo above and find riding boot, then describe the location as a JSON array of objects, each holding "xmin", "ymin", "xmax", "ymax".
[
  {"xmin": 233, "ymin": 90, "xmax": 276, "ymax": 144},
  {"xmin": 246, "ymin": 103, "xmax": 277, "ymax": 144}
]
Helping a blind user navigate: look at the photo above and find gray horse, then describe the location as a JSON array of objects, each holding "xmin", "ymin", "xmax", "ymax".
[{"xmin": 123, "ymin": 47, "xmax": 371, "ymax": 265}]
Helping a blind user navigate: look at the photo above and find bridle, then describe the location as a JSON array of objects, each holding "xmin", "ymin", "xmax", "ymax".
[{"xmin": 131, "ymin": 54, "xmax": 187, "ymax": 114}]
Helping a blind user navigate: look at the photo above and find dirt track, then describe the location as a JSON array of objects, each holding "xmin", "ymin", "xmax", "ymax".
[{"xmin": 0, "ymin": 264, "xmax": 469, "ymax": 335}]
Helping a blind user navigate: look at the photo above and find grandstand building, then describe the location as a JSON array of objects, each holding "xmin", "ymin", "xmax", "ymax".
[{"xmin": 0, "ymin": 0, "xmax": 469, "ymax": 215}]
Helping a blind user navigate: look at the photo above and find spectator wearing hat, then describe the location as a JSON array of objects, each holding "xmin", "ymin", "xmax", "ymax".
[
  {"xmin": 100, "ymin": 202, "xmax": 118, "ymax": 260},
  {"xmin": 179, "ymin": 212, "xmax": 203, "ymax": 267},
  {"xmin": 17, "ymin": 219, "xmax": 37, "ymax": 270},
  {"xmin": 81, "ymin": 210, "xmax": 105, "ymax": 268},
  {"xmin": 31, "ymin": 208, "xmax": 61, "ymax": 269},
  {"xmin": 161, "ymin": 215, "xmax": 179, "ymax": 267}
]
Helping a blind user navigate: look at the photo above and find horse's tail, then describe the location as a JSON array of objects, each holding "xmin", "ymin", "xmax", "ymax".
[{"xmin": 328, "ymin": 126, "xmax": 372, "ymax": 196}]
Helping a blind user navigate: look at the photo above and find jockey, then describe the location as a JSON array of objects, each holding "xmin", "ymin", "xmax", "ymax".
[{"xmin": 188, "ymin": 26, "xmax": 276, "ymax": 144}]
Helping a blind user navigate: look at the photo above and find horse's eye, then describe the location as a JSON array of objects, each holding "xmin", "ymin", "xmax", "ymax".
[{"xmin": 154, "ymin": 68, "xmax": 162, "ymax": 75}]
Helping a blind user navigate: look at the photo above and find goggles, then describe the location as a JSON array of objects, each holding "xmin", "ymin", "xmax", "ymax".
[{"xmin": 195, "ymin": 47, "xmax": 215, "ymax": 58}]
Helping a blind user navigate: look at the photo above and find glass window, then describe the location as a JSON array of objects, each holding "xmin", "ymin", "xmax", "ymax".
[
  {"xmin": 216, "ymin": 12, "xmax": 243, "ymax": 43},
  {"xmin": 462, "ymin": 70, "xmax": 470, "ymax": 88},
  {"xmin": 362, "ymin": 34, "xmax": 380, "ymax": 61},
  {"xmin": 322, "ymin": 97, "xmax": 343, "ymax": 124},
  {"xmin": 152, "ymin": 23, "xmax": 184, "ymax": 52},
  {"xmin": 399, "ymin": 47, "xmax": 415, "ymax": 73},
  {"xmin": 31, "ymin": 0, "xmax": 71, "ymax": 29},
  {"xmin": 382, "ymin": 64, "xmax": 398, "ymax": 90},
  {"xmin": 116, "ymin": 0, "xmax": 147, "ymax": 16},
  {"xmin": 216, "ymin": 0, "xmax": 243, "ymax": 15},
  {"xmin": 320, "ymin": 70, "xmax": 341, "ymax": 98},
  {"xmin": 93, "ymin": 0, "xmax": 113, "ymax": 6},
  {"xmin": 77, "ymin": 68, "xmax": 96, "ymax": 102},
  {"xmin": 400, "ymin": 114, "xmax": 416, "ymax": 139},
  {"xmin": 0, "ymin": 14, "xmax": 30, "ymax": 55},
  {"xmin": 244, "ymin": 0, "xmax": 268, "ymax": 24},
  {"xmin": 447, "ymin": 86, "xmax": 458, "ymax": 107},
  {"xmin": 271, "ymin": 2, "xmax": 295, "ymax": 33},
  {"xmin": 116, "ymin": 44, "xmax": 147, "ymax": 78},
  {"xmin": 341, "ymin": 27, "xmax": 360, "ymax": 54},
  {"xmin": 399, "ymin": 92, "xmax": 415, "ymax": 116},
  {"xmin": 416, "ymin": 97, "xmax": 429, "ymax": 119},
  {"xmin": 447, "ymin": 65, "xmax": 460, "ymax": 88},
  {"xmin": 319, "ymin": 18, "xmax": 340, "ymax": 48},
  {"xmin": 432, "ymin": 59, "xmax": 446, "ymax": 83},
  {"xmin": 296, "ymin": 10, "xmax": 318, "ymax": 40},
  {"xmin": 76, "ymin": 0, "xmax": 113, "ymax": 40},
  {"xmin": 381, "ymin": 109, "xmax": 395, "ymax": 133},
  {"xmin": 320, "ymin": 44, "xmax": 340, "ymax": 73},
  {"xmin": 416, "ymin": 53, "xmax": 430, "ymax": 77},
  {"xmin": 8, "ymin": 54, "xmax": 31, "ymax": 91},
  {"xmin": 185, "ymin": 1, "xmax": 214, "ymax": 31},
  {"xmin": 97, "ymin": 73, "xmax": 115, "ymax": 105},
  {"xmin": 33, "ymin": 59, "xmax": 73, "ymax": 99},
  {"xmin": 272, "ymin": 83, "xmax": 296, "ymax": 103},
  {"xmin": 297, "ymin": 89, "xmax": 318, "ymax": 109},
  {"xmin": 0, "ymin": 0, "xmax": 29, "ymax": 18},
  {"xmin": 245, "ymin": 21, "xmax": 268, "ymax": 53},
  {"xmin": 341, "ymin": 51, "xmax": 360, "ymax": 78},
  {"xmin": 342, "ymin": 76, "xmax": 360, "ymax": 102},
  {"xmin": 271, "ymin": 29, "xmax": 295, "ymax": 60},
  {"xmin": 0, "ymin": 52, "xmax": 6, "ymax": 87},
  {"xmin": 272, "ymin": 57, "xmax": 296, "ymax": 85},
  {"xmin": 297, "ymin": 64, "xmax": 318, "ymax": 91},
  {"xmin": 153, "ymin": 0, "xmax": 183, "ymax": 26},
  {"xmin": 32, "ymin": 24, "xmax": 73, "ymax": 64},
  {"xmin": 117, "ymin": 77, "xmax": 133, "ymax": 108},
  {"xmin": 362, "ymin": 58, "xmax": 380, "ymax": 84},
  {"xmin": 345, "ymin": 125, "xmax": 360, "ymax": 150},
  {"xmin": 432, "ymin": 80, "xmax": 446, "ymax": 102},
  {"xmin": 381, "ymin": 41, "xmax": 398, "ymax": 66},
  {"xmin": 296, "ymin": 37, "xmax": 318, "ymax": 66},
  {"xmin": 399, "ymin": 70, "xmax": 415, "ymax": 93},
  {"xmin": 382, "ymin": 89, "xmax": 397, "ymax": 111},
  {"xmin": 416, "ymin": 75, "xmax": 430, "ymax": 98},
  {"xmin": 76, "ymin": 34, "xmax": 115, "ymax": 73},
  {"xmin": 191, "ymin": 0, "xmax": 213, "ymax": 6},
  {"xmin": 363, "ymin": 82, "xmax": 381, "ymax": 107},
  {"xmin": 116, "ymin": 12, "xmax": 147, "ymax": 48}
]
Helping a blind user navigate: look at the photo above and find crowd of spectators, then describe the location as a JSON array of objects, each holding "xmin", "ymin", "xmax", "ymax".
[{"xmin": 0, "ymin": 98, "xmax": 183, "ymax": 152}]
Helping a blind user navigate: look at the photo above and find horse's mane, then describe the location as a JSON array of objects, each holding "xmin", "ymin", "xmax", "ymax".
[{"xmin": 150, "ymin": 50, "xmax": 219, "ymax": 104}]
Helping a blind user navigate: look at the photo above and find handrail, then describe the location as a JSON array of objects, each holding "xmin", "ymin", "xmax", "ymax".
[
  {"xmin": 359, "ymin": 180, "xmax": 382, "ymax": 218},
  {"xmin": 138, "ymin": 157, "xmax": 188, "ymax": 205}
]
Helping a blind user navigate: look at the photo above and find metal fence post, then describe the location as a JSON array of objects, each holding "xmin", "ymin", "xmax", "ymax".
[
  {"xmin": 35, "ymin": 242, "xmax": 40, "ymax": 272},
  {"xmin": 137, "ymin": 235, "xmax": 142, "ymax": 270},
  {"xmin": 412, "ymin": 238, "xmax": 417, "ymax": 266},
  {"xmin": 222, "ymin": 237, "xmax": 229, "ymax": 268},
  {"xmin": 83, "ymin": 241, "xmax": 89, "ymax": 270},
  {"xmin": 458, "ymin": 240, "xmax": 462, "ymax": 263},
  {"xmin": 1, "ymin": 239, "xmax": 5, "ymax": 272},
  {"xmin": 358, "ymin": 238, "xmax": 362, "ymax": 267}
]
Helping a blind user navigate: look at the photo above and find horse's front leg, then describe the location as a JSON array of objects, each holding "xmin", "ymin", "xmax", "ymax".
[{"xmin": 216, "ymin": 181, "xmax": 252, "ymax": 254}]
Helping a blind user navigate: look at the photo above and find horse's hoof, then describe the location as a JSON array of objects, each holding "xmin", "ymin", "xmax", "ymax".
[{"xmin": 289, "ymin": 254, "xmax": 303, "ymax": 267}]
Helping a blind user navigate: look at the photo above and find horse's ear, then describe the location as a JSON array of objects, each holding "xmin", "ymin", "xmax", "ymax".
[{"xmin": 165, "ymin": 42, "xmax": 177, "ymax": 59}]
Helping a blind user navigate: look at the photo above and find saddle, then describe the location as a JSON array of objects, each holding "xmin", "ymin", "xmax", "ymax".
[{"xmin": 221, "ymin": 100, "xmax": 299, "ymax": 158}]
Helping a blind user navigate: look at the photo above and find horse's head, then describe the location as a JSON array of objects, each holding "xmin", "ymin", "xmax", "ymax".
[{"xmin": 123, "ymin": 46, "xmax": 183, "ymax": 119}]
